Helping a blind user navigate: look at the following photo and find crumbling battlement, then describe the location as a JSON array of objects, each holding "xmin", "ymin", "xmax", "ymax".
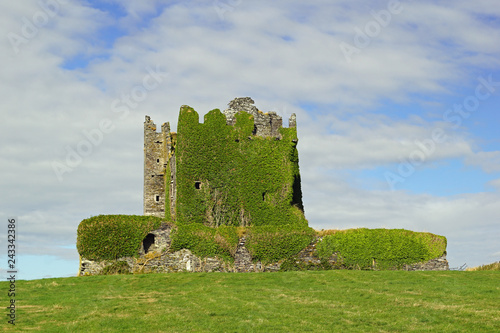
[{"xmin": 223, "ymin": 97, "xmax": 296, "ymax": 138}]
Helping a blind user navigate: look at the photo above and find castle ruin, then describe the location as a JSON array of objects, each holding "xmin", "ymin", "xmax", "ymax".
[
  {"xmin": 144, "ymin": 97, "xmax": 305, "ymax": 226},
  {"xmin": 77, "ymin": 97, "xmax": 450, "ymax": 275}
]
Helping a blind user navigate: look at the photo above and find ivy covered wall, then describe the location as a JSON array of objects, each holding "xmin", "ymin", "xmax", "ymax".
[{"xmin": 173, "ymin": 106, "xmax": 306, "ymax": 227}]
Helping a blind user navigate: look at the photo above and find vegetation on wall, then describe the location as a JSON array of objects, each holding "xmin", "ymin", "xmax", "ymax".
[
  {"xmin": 245, "ymin": 224, "xmax": 316, "ymax": 263},
  {"xmin": 77, "ymin": 216, "xmax": 448, "ymax": 271},
  {"xmin": 175, "ymin": 106, "xmax": 305, "ymax": 227},
  {"xmin": 170, "ymin": 223, "xmax": 239, "ymax": 262},
  {"xmin": 316, "ymin": 228, "xmax": 447, "ymax": 269},
  {"xmin": 77, "ymin": 215, "xmax": 162, "ymax": 260},
  {"xmin": 164, "ymin": 160, "xmax": 171, "ymax": 221}
]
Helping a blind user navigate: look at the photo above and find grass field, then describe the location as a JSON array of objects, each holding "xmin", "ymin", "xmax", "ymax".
[{"xmin": 2, "ymin": 271, "xmax": 499, "ymax": 332}]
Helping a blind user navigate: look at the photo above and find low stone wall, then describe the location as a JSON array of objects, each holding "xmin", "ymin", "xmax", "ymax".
[
  {"xmin": 403, "ymin": 254, "xmax": 449, "ymax": 271},
  {"xmin": 79, "ymin": 225, "xmax": 449, "ymax": 276}
]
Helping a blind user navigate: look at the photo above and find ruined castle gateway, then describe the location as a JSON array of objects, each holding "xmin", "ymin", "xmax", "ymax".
[{"xmin": 144, "ymin": 97, "xmax": 306, "ymax": 227}]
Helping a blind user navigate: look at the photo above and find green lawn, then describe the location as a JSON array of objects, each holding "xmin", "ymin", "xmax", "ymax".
[{"xmin": 2, "ymin": 271, "xmax": 499, "ymax": 332}]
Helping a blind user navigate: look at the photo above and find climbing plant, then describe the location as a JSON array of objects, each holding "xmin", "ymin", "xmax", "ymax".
[
  {"xmin": 170, "ymin": 223, "xmax": 239, "ymax": 262},
  {"xmin": 175, "ymin": 106, "xmax": 306, "ymax": 227},
  {"xmin": 77, "ymin": 215, "xmax": 163, "ymax": 260},
  {"xmin": 245, "ymin": 224, "xmax": 316, "ymax": 263},
  {"xmin": 316, "ymin": 228, "xmax": 447, "ymax": 269}
]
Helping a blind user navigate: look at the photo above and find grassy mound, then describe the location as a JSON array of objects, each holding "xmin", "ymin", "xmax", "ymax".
[{"xmin": 3, "ymin": 271, "xmax": 499, "ymax": 331}]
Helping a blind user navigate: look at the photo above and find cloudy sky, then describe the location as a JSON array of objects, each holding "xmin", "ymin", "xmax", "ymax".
[{"xmin": 1, "ymin": 0, "xmax": 499, "ymax": 280}]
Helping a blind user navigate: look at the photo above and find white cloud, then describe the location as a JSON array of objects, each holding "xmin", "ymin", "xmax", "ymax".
[
  {"xmin": 487, "ymin": 178, "xmax": 500, "ymax": 190},
  {"xmin": 299, "ymin": 114, "xmax": 473, "ymax": 169},
  {"xmin": 465, "ymin": 151, "xmax": 500, "ymax": 173}
]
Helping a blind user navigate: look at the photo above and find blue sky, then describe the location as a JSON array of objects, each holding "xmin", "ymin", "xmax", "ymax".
[{"xmin": 1, "ymin": 0, "xmax": 499, "ymax": 280}]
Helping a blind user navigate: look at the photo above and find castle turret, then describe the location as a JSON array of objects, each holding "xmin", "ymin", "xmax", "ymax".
[{"xmin": 143, "ymin": 116, "xmax": 168, "ymax": 217}]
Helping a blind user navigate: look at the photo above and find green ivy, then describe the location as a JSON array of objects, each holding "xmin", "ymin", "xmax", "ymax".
[
  {"xmin": 175, "ymin": 106, "xmax": 306, "ymax": 227},
  {"xmin": 170, "ymin": 223, "xmax": 239, "ymax": 262},
  {"xmin": 77, "ymin": 215, "xmax": 163, "ymax": 260},
  {"xmin": 316, "ymin": 229, "xmax": 447, "ymax": 269},
  {"xmin": 164, "ymin": 159, "xmax": 171, "ymax": 221},
  {"xmin": 245, "ymin": 224, "xmax": 316, "ymax": 263}
]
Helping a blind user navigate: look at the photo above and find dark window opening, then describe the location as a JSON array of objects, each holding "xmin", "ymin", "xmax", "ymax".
[
  {"xmin": 155, "ymin": 195, "xmax": 160, "ymax": 202},
  {"xmin": 292, "ymin": 175, "xmax": 304, "ymax": 212},
  {"xmin": 157, "ymin": 159, "xmax": 160, "ymax": 163},
  {"xmin": 252, "ymin": 125, "xmax": 257, "ymax": 135},
  {"xmin": 155, "ymin": 141, "xmax": 162, "ymax": 144},
  {"xmin": 151, "ymin": 175, "xmax": 154, "ymax": 177},
  {"xmin": 143, "ymin": 234, "xmax": 155, "ymax": 254},
  {"xmin": 195, "ymin": 181, "xmax": 201, "ymax": 190}
]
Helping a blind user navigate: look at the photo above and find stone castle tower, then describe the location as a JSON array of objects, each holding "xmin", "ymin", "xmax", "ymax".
[
  {"xmin": 144, "ymin": 97, "xmax": 304, "ymax": 225},
  {"xmin": 143, "ymin": 117, "xmax": 174, "ymax": 217}
]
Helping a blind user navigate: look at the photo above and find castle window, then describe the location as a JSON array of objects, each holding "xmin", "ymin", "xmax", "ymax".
[
  {"xmin": 195, "ymin": 181, "xmax": 201, "ymax": 189},
  {"xmin": 155, "ymin": 195, "xmax": 160, "ymax": 202},
  {"xmin": 143, "ymin": 234, "xmax": 155, "ymax": 254},
  {"xmin": 157, "ymin": 159, "xmax": 160, "ymax": 163}
]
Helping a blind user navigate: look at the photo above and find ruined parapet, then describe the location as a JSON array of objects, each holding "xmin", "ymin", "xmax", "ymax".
[
  {"xmin": 144, "ymin": 116, "xmax": 169, "ymax": 217},
  {"xmin": 223, "ymin": 97, "xmax": 284, "ymax": 138},
  {"xmin": 289, "ymin": 113, "xmax": 296, "ymax": 128}
]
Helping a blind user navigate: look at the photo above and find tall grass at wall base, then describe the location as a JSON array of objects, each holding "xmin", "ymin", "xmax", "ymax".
[{"xmin": 466, "ymin": 261, "xmax": 500, "ymax": 271}]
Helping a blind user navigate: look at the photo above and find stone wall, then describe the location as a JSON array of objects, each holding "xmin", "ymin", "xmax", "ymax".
[
  {"xmin": 143, "ymin": 116, "xmax": 170, "ymax": 217},
  {"xmin": 79, "ymin": 225, "xmax": 449, "ymax": 276},
  {"xmin": 403, "ymin": 255, "xmax": 449, "ymax": 271},
  {"xmin": 223, "ymin": 97, "xmax": 296, "ymax": 138}
]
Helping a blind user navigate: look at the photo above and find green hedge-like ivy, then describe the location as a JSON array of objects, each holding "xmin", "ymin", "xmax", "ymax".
[
  {"xmin": 245, "ymin": 224, "xmax": 316, "ymax": 263},
  {"xmin": 77, "ymin": 215, "xmax": 163, "ymax": 260},
  {"xmin": 174, "ymin": 106, "xmax": 305, "ymax": 227},
  {"xmin": 170, "ymin": 223, "xmax": 239, "ymax": 261},
  {"xmin": 316, "ymin": 228, "xmax": 447, "ymax": 269}
]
